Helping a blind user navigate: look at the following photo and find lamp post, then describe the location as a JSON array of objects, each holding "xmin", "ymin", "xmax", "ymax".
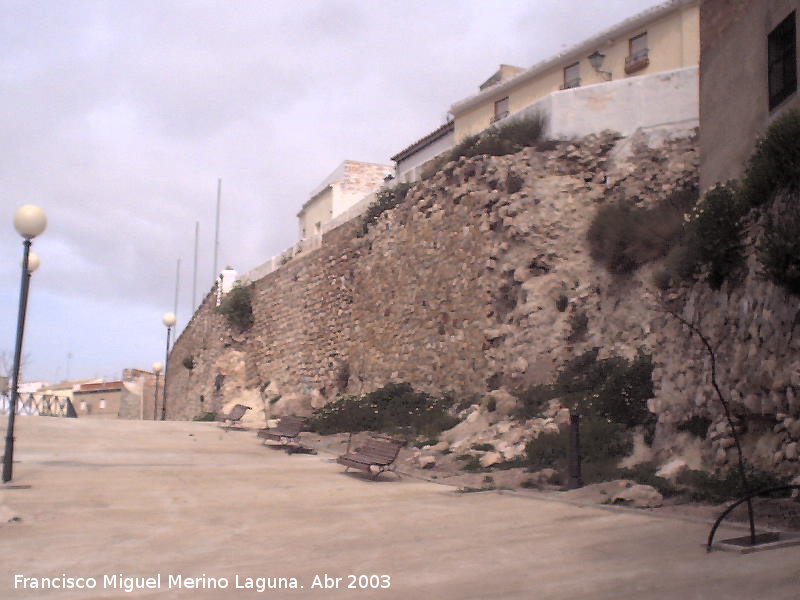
[
  {"xmin": 3, "ymin": 205, "xmax": 46, "ymax": 483},
  {"xmin": 152, "ymin": 362, "xmax": 163, "ymax": 421},
  {"xmin": 160, "ymin": 312, "xmax": 176, "ymax": 421}
]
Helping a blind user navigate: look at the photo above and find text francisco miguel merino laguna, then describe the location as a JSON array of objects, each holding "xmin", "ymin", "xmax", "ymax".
[{"xmin": 14, "ymin": 573, "xmax": 392, "ymax": 593}]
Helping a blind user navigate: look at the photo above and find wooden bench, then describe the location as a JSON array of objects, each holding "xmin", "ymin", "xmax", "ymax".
[
  {"xmin": 336, "ymin": 435, "xmax": 406, "ymax": 479},
  {"xmin": 257, "ymin": 416, "xmax": 308, "ymax": 451},
  {"xmin": 215, "ymin": 404, "xmax": 251, "ymax": 430}
]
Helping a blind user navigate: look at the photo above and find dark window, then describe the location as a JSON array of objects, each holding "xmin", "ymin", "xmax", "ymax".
[
  {"xmin": 768, "ymin": 12, "xmax": 797, "ymax": 110},
  {"xmin": 563, "ymin": 62, "xmax": 580, "ymax": 89},
  {"xmin": 626, "ymin": 32, "xmax": 650, "ymax": 74},
  {"xmin": 491, "ymin": 97, "xmax": 509, "ymax": 123}
]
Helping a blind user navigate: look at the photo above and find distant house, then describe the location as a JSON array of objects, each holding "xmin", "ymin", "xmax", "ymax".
[
  {"xmin": 297, "ymin": 160, "xmax": 393, "ymax": 240},
  {"xmin": 699, "ymin": 0, "xmax": 799, "ymax": 190},
  {"xmin": 450, "ymin": 0, "xmax": 700, "ymax": 142},
  {"xmin": 391, "ymin": 121, "xmax": 455, "ymax": 184},
  {"xmin": 72, "ymin": 380, "xmax": 124, "ymax": 418}
]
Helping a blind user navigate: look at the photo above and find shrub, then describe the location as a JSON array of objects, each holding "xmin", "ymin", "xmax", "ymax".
[
  {"xmin": 182, "ymin": 356, "xmax": 196, "ymax": 370},
  {"xmin": 758, "ymin": 200, "xmax": 800, "ymax": 296},
  {"xmin": 677, "ymin": 468, "xmax": 790, "ymax": 504},
  {"xmin": 525, "ymin": 419, "xmax": 632, "ymax": 470},
  {"xmin": 192, "ymin": 412, "xmax": 216, "ymax": 422},
  {"xmin": 677, "ymin": 415, "xmax": 712, "ymax": 438},
  {"xmin": 515, "ymin": 348, "xmax": 656, "ymax": 437},
  {"xmin": 555, "ymin": 294, "xmax": 569, "ymax": 312},
  {"xmin": 566, "ymin": 310, "xmax": 588, "ymax": 342},
  {"xmin": 742, "ymin": 108, "xmax": 800, "ymax": 207},
  {"xmin": 359, "ymin": 182, "xmax": 413, "ymax": 236},
  {"xmin": 505, "ymin": 169, "xmax": 525, "ymax": 194},
  {"xmin": 216, "ymin": 284, "xmax": 254, "ymax": 331},
  {"xmin": 446, "ymin": 114, "xmax": 545, "ymax": 163},
  {"xmin": 681, "ymin": 184, "xmax": 747, "ymax": 289},
  {"xmin": 308, "ymin": 382, "xmax": 458, "ymax": 437},
  {"xmin": 471, "ymin": 443, "xmax": 495, "ymax": 452},
  {"xmin": 587, "ymin": 186, "xmax": 697, "ymax": 274}
]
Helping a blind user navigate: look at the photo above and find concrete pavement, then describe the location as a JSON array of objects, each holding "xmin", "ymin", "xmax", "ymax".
[{"xmin": 1, "ymin": 417, "xmax": 798, "ymax": 599}]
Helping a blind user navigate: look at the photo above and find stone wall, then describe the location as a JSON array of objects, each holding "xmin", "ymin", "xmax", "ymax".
[{"xmin": 167, "ymin": 128, "xmax": 799, "ymax": 476}]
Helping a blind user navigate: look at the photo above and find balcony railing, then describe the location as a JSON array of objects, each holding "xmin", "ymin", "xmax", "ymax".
[
  {"xmin": 560, "ymin": 78, "xmax": 581, "ymax": 90},
  {"xmin": 625, "ymin": 48, "xmax": 650, "ymax": 74}
]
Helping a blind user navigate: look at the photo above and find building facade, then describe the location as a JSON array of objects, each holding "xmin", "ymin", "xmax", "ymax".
[
  {"xmin": 297, "ymin": 160, "xmax": 393, "ymax": 239},
  {"xmin": 72, "ymin": 380, "xmax": 123, "ymax": 418},
  {"xmin": 391, "ymin": 121, "xmax": 455, "ymax": 184},
  {"xmin": 450, "ymin": 0, "xmax": 699, "ymax": 142},
  {"xmin": 699, "ymin": 0, "xmax": 799, "ymax": 190}
]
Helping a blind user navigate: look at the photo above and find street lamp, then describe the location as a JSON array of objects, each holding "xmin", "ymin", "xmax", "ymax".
[
  {"xmin": 152, "ymin": 362, "xmax": 163, "ymax": 421},
  {"xmin": 160, "ymin": 312, "xmax": 176, "ymax": 421},
  {"xmin": 3, "ymin": 205, "xmax": 46, "ymax": 483}
]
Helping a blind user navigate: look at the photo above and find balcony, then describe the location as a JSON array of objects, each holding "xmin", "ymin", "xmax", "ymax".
[
  {"xmin": 625, "ymin": 48, "xmax": 650, "ymax": 74},
  {"xmin": 560, "ymin": 78, "xmax": 581, "ymax": 90}
]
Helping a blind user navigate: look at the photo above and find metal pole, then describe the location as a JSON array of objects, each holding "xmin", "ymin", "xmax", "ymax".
[
  {"xmin": 192, "ymin": 221, "xmax": 199, "ymax": 311},
  {"xmin": 3, "ymin": 240, "xmax": 32, "ymax": 483},
  {"xmin": 152, "ymin": 372, "xmax": 160, "ymax": 421},
  {"xmin": 567, "ymin": 411, "xmax": 583, "ymax": 489},
  {"xmin": 161, "ymin": 328, "xmax": 171, "ymax": 421},
  {"xmin": 213, "ymin": 178, "xmax": 221, "ymax": 282},
  {"xmin": 173, "ymin": 258, "xmax": 180, "ymax": 337}
]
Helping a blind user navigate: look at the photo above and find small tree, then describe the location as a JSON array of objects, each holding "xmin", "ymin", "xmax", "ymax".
[{"xmin": 216, "ymin": 284, "xmax": 254, "ymax": 331}]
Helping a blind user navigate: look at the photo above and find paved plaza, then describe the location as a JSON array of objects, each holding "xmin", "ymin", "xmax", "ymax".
[{"xmin": 1, "ymin": 417, "xmax": 798, "ymax": 599}]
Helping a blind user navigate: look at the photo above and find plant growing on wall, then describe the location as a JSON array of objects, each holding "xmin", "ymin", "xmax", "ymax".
[
  {"xmin": 216, "ymin": 283, "xmax": 255, "ymax": 331},
  {"xmin": 359, "ymin": 182, "xmax": 414, "ymax": 236},
  {"xmin": 182, "ymin": 356, "xmax": 196, "ymax": 370}
]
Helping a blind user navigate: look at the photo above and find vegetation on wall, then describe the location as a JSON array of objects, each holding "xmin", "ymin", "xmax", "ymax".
[
  {"xmin": 359, "ymin": 182, "xmax": 414, "ymax": 236},
  {"xmin": 742, "ymin": 109, "xmax": 800, "ymax": 208},
  {"xmin": 309, "ymin": 382, "xmax": 458, "ymax": 437},
  {"xmin": 216, "ymin": 284, "xmax": 255, "ymax": 331},
  {"xmin": 587, "ymin": 186, "xmax": 697, "ymax": 275},
  {"xmin": 518, "ymin": 348, "xmax": 656, "ymax": 470},
  {"xmin": 419, "ymin": 113, "xmax": 547, "ymax": 181},
  {"xmin": 182, "ymin": 356, "xmax": 196, "ymax": 370},
  {"xmin": 758, "ymin": 201, "xmax": 800, "ymax": 296}
]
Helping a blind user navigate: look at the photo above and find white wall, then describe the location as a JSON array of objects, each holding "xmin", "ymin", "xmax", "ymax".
[
  {"xmin": 505, "ymin": 66, "xmax": 698, "ymax": 140},
  {"xmin": 395, "ymin": 130, "xmax": 455, "ymax": 184}
]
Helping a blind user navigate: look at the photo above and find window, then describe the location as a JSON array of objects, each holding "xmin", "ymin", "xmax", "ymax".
[
  {"xmin": 491, "ymin": 97, "xmax": 509, "ymax": 123},
  {"xmin": 99, "ymin": 399, "xmax": 106, "ymax": 410},
  {"xmin": 314, "ymin": 221, "xmax": 321, "ymax": 235},
  {"xmin": 626, "ymin": 32, "xmax": 649, "ymax": 74},
  {"xmin": 562, "ymin": 62, "xmax": 580, "ymax": 89},
  {"xmin": 769, "ymin": 12, "xmax": 797, "ymax": 110}
]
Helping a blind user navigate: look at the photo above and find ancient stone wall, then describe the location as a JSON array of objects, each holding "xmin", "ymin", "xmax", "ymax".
[{"xmin": 166, "ymin": 128, "xmax": 799, "ymax": 475}]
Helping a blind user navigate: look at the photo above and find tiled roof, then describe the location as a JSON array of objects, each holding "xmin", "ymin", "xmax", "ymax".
[{"xmin": 391, "ymin": 120, "xmax": 455, "ymax": 163}]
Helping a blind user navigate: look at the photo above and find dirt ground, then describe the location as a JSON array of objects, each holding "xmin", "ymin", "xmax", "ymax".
[{"xmin": 1, "ymin": 417, "xmax": 799, "ymax": 599}]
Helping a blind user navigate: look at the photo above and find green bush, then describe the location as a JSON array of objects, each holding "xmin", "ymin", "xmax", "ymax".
[
  {"xmin": 359, "ymin": 182, "xmax": 413, "ymax": 236},
  {"xmin": 216, "ymin": 284, "xmax": 255, "ymax": 331},
  {"xmin": 587, "ymin": 186, "xmax": 697, "ymax": 274},
  {"xmin": 525, "ymin": 419, "xmax": 632, "ymax": 470},
  {"xmin": 515, "ymin": 349, "xmax": 656, "ymax": 444},
  {"xmin": 193, "ymin": 412, "xmax": 216, "ymax": 422},
  {"xmin": 308, "ymin": 382, "xmax": 458, "ymax": 437},
  {"xmin": 758, "ymin": 201, "xmax": 800, "ymax": 296},
  {"xmin": 677, "ymin": 468, "xmax": 790, "ymax": 504},
  {"xmin": 182, "ymin": 356, "xmax": 196, "ymax": 370},
  {"xmin": 447, "ymin": 113, "xmax": 545, "ymax": 163},
  {"xmin": 681, "ymin": 184, "xmax": 747, "ymax": 289},
  {"xmin": 742, "ymin": 108, "xmax": 800, "ymax": 207},
  {"xmin": 566, "ymin": 310, "xmax": 588, "ymax": 342},
  {"xmin": 676, "ymin": 415, "xmax": 712, "ymax": 438}
]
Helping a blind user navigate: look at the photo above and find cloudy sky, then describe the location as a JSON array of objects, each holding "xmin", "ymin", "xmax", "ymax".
[{"xmin": 0, "ymin": 0, "xmax": 663, "ymax": 383}]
